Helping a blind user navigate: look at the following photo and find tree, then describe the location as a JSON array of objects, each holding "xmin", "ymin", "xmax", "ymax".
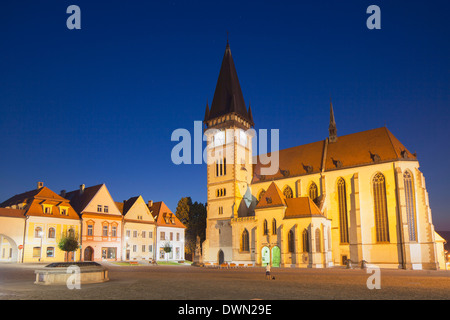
[
  {"xmin": 175, "ymin": 197, "xmax": 207, "ymax": 257},
  {"xmin": 58, "ymin": 229, "xmax": 79, "ymax": 262},
  {"xmin": 176, "ymin": 197, "xmax": 192, "ymax": 226},
  {"xmin": 162, "ymin": 241, "xmax": 172, "ymax": 262}
]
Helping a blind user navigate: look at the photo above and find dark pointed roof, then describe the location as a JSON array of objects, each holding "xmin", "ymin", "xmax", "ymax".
[
  {"xmin": 203, "ymin": 100, "xmax": 210, "ymax": 122},
  {"xmin": 205, "ymin": 42, "xmax": 253, "ymax": 125},
  {"xmin": 329, "ymin": 99, "xmax": 337, "ymax": 142}
]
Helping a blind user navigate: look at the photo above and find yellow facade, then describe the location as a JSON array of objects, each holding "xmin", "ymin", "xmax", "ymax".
[{"xmin": 23, "ymin": 218, "xmax": 81, "ymax": 263}]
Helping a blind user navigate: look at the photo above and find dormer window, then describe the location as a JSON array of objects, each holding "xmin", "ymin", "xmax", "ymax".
[
  {"xmin": 60, "ymin": 207, "xmax": 68, "ymax": 216},
  {"xmin": 43, "ymin": 205, "xmax": 53, "ymax": 215}
]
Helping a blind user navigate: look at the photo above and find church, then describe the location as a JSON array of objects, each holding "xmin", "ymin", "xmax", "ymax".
[{"xmin": 201, "ymin": 41, "xmax": 446, "ymax": 270}]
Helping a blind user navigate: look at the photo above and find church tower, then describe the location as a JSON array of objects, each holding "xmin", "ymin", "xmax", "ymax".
[{"xmin": 202, "ymin": 41, "xmax": 255, "ymax": 264}]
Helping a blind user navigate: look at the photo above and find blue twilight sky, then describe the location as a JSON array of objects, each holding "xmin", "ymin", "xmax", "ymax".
[{"xmin": 0, "ymin": 1, "xmax": 449, "ymax": 229}]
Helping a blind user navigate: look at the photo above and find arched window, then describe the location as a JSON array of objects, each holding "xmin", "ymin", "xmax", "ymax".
[
  {"xmin": 337, "ymin": 178, "xmax": 349, "ymax": 244},
  {"xmin": 302, "ymin": 229, "xmax": 310, "ymax": 253},
  {"xmin": 315, "ymin": 228, "xmax": 321, "ymax": 252},
  {"xmin": 283, "ymin": 186, "xmax": 293, "ymax": 199},
  {"xmin": 403, "ymin": 171, "xmax": 417, "ymax": 241},
  {"xmin": 288, "ymin": 230, "xmax": 295, "ymax": 253},
  {"xmin": 48, "ymin": 227, "xmax": 56, "ymax": 239},
  {"xmin": 272, "ymin": 219, "xmax": 277, "ymax": 235},
  {"xmin": 263, "ymin": 219, "xmax": 268, "ymax": 235},
  {"xmin": 309, "ymin": 182, "xmax": 318, "ymax": 202},
  {"xmin": 241, "ymin": 229, "xmax": 249, "ymax": 252},
  {"xmin": 257, "ymin": 189, "xmax": 266, "ymax": 202},
  {"xmin": 35, "ymin": 227, "xmax": 43, "ymax": 238},
  {"xmin": 373, "ymin": 172, "xmax": 390, "ymax": 242}
]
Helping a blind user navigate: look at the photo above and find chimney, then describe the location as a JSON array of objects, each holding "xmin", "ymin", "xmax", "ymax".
[
  {"xmin": 80, "ymin": 184, "xmax": 85, "ymax": 195},
  {"xmin": 60, "ymin": 190, "xmax": 66, "ymax": 198},
  {"xmin": 148, "ymin": 200, "xmax": 153, "ymax": 208},
  {"xmin": 37, "ymin": 182, "xmax": 44, "ymax": 189}
]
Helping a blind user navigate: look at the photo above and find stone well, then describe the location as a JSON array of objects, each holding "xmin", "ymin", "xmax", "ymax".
[{"xmin": 34, "ymin": 262, "xmax": 109, "ymax": 285}]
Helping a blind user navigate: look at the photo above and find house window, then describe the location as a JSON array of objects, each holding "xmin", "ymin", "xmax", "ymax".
[
  {"xmin": 111, "ymin": 226, "xmax": 117, "ymax": 237},
  {"xmin": 263, "ymin": 220, "xmax": 268, "ymax": 235},
  {"xmin": 60, "ymin": 208, "xmax": 68, "ymax": 216},
  {"xmin": 133, "ymin": 230, "xmax": 138, "ymax": 238},
  {"xmin": 272, "ymin": 219, "xmax": 277, "ymax": 235},
  {"xmin": 46, "ymin": 247, "xmax": 55, "ymax": 257},
  {"xmin": 48, "ymin": 227, "xmax": 56, "ymax": 239},
  {"xmin": 149, "ymin": 231, "xmax": 153, "ymax": 239},
  {"xmin": 373, "ymin": 172, "xmax": 390, "ymax": 242},
  {"xmin": 102, "ymin": 225, "xmax": 108, "ymax": 237},
  {"xmin": 35, "ymin": 227, "xmax": 43, "ymax": 238},
  {"xmin": 142, "ymin": 245, "xmax": 146, "ymax": 253},
  {"xmin": 176, "ymin": 233, "xmax": 180, "ymax": 241},
  {"xmin": 133, "ymin": 245, "xmax": 137, "ymax": 253},
  {"xmin": 102, "ymin": 247, "xmax": 116, "ymax": 259},
  {"xmin": 142, "ymin": 231, "xmax": 146, "ymax": 238},
  {"xmin": 337, "ymin": 178, "xmax": 349, "ymax": 244},
  {"xmin": 104, "ymin": 206, "xmax": 109, "ymax": 213},
  {"xmin": 218, "ymin": 207, "xmax": 223, "ymax": 215},
  {"xmin": 241, "ymin": 229, "xmax": 249, "ymax": 252},
  {"xmin": 403, "ymin": 171, "xmax": 417, "ymax": 242},
  {"xmin": 160, "ymin": 232, "xmax": 165, "ymax": 240},
  {"xmin": 170, "ymin": 232, "xmax": 173, "ymax": 241},
  {"xmin": 126, "ymin": 230, "xmax": 131, "ymax": 238},
  {"xmin": 97, "ymin": 205, "xmax": 102, "ymax": 212},
  {"xmin": 149, "ymin": 245, "xmax": 153, "ymax": 252},
  {"xmin": 87, "ymin": 225, "xmax": 93, "ymax": 236},
  {"xmin": 43, "ymin": 206, "xmax": 52, "ymax": 214},
  {"xmin": 33, "ymin": 247, "xmax": 41, "ymax": 258}
]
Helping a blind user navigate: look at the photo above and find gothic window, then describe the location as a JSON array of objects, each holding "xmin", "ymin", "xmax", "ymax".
[
  {"xmin": 315, "ymin": 228, "xmax": 321, "ymax": 252},
  {"xmin": 372, "ymin": 172, "xmax": 390, "ymax": 242},
  {"xmin": 215, "ymin": 157, "xmax": 227, "ymax": 177},
  {"xmin": 302, "ymin": 229, "xmax": 310, "ymax": 253},
  {"xmin": 337, "ymin": 178, "xmax": 349, "ymax": 244},
  {"xmin": 288, "ymin": 230, "xmax": 295, "ymax": 253},
  {"xmin": 403, "ymin": 171, "xmax": 417, "ymax": 241},
  {"xmin": 272, "ymin": 219, "xmax": 277, "ymax": 235},
  {"xmin": 263, "ymin": 219, "xmax": 268, "ymax": 235},
  {"xmin": 283, "ymin": 186, "xmax": 293, "ymax": 199},
  {"xmin": 308, "ymin": 182, "xmax": 318, "ymax": 202},
  {"xmin": 241, "ymin": 229, "xmax": 249, "ymax": 252},
  {"xmin": 257, "ymin": 189, "xmax": 266, "ymax": 202}
]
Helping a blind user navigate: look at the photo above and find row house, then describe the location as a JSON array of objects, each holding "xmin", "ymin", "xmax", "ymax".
[
  {"xmin": 117, "ymin": 196, "xmax": 157, "ymax": 261},
  {"xmin": 149, "ymin": 201, "xmax": 186, "ymax": 262},
  {"xmin": 0, "ymin": 183, "xmax": 81, "ymax": 263},
  {"xmin": 0, "ymin": 182, "xmax": 186, "ymax": 263}
]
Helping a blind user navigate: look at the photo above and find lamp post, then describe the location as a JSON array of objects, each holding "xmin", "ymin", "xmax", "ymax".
[{"xmin": 38, "ymin": 230, "xmax": 44, "ymax": 262}]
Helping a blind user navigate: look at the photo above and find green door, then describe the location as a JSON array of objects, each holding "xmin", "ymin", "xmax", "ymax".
[
  {"xmin": 261, "ymin": 246, "xmax": 270, "ymax": 266},
  {"xmin": 271, "ymin": 246, "xmax": 281, "ymax": 267}
]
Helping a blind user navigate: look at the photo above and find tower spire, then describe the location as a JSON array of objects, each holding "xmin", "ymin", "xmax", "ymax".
[
  {"xmin": 329, "ymin": 98, "xmax": 337, "ymax": 143},
  {"xmin": 204, "ymin": 40, "xmax": 253, "ymax": 127}
]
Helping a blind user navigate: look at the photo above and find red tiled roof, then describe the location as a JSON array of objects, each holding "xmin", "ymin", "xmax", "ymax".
[{"xmin": 253, "ymin": 127, "xmax": 416, "ymax": 182}]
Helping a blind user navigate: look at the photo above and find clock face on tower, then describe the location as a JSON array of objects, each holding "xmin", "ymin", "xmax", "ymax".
[{"xmin": 213, "ymin": 131, "xmax": 225, "ymax": 147}]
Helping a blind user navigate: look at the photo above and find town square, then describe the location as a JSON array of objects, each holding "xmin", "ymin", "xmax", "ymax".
[{"xmin": 0, "ymin": 0, "xmax": 449, "ymax": 307}]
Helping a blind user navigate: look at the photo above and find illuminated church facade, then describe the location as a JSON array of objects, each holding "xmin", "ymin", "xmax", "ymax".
[{"xmin": 201, "ymin": 42, "xmax": 446, "ymax": 270}]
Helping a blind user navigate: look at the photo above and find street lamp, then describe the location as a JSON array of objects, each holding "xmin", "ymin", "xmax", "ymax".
[{"xmin": 38, "ymin": 230, "xmax": 44, "ymax": 262}]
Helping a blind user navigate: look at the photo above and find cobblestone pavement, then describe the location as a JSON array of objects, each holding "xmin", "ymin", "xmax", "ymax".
[{"xmin": 0, "ymin": 262, "xmax": 449, "ymax": 300}]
